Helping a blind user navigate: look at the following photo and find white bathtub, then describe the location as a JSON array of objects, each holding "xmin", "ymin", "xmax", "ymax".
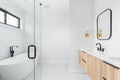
[{"xmin": 0, "ymin": 52, "xmax": 39, "ymax": 80}]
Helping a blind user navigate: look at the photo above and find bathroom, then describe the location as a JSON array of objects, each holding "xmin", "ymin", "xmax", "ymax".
[{"xmin": 0, "ymin": 0, "xmax": 120, "ymax": 80}]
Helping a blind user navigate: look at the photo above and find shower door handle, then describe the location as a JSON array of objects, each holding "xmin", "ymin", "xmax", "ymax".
[{"xmin": 28, "ymin": 45, "xmax": 36, "ymax": 59}]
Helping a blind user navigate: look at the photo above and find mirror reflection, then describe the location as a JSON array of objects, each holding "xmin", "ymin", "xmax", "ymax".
[{"xmin": 97, "ymin": 9, "xmax": 112, "ymax": 40}]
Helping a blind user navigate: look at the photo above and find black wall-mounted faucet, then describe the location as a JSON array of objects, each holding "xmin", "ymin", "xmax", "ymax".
[
  {"xmin": 96, "ymin": 43, "xmax": 104, "ymax": 52},
  {"xmin": 10, "ymin": 46, "xmax": 18, "ymax": 57}
]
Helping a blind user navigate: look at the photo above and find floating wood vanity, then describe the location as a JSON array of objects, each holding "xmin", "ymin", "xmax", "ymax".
[{"xmin": 79, "ymin": 49, "xmax": 120, "ymax": 80}]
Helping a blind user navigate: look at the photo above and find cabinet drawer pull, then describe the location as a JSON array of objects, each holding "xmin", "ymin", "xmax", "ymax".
[
  {"xmin": 82, "ymin": 59, "xmax": 86, "ymax": 63},
  {"xmin": 102, "ymin": 77, "xmax": 107, "ymax": 80},
  {"xmin": 82, "ymin": 51, "xmax": 86, "ymax": 53}
]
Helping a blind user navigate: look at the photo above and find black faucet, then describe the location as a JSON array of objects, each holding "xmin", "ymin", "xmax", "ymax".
[
  {"xmin": 10, "ymin": 46, "xmax": 18, "ymax": 57},
  {"xmin": 96, "ymin": 43, "xmax": 104, "ymax": 52}
]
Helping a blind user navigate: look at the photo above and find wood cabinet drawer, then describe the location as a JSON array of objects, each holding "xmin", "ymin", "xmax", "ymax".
[
  {"xmin": 95, "ymin": 72, "xmax": 101, "ymax": 80},
  {"xmin": 80, "ymin": 51, "xmax": 87, "ymax": 61},
  {"xmin": 102, "ymin": 62, "xmax": 117, "ymax": 80},
  {"xmin": 79, "ymin": 50, "xmax": 88, "ymax": 72},
  {"xmin": 80, "ymin": 58, "xmax": 87, "ymax": 71},
  {"xmin": 95, "ymin": 58, "xmax": 102, "ymax": 73},
  {"xmin": 87, "ymin": 67, "xmax": 95, "ymax": 80},
  {"xmin": 88, "ymin": 54, "xmax": 95, "ymax": 69},
  {"xmin": 116, "ymin": 69, "xmax": 120, "ymax": 80},
  {"xmin": 87, "ymin": 66, "xmax": 101, "ymax": 80}
]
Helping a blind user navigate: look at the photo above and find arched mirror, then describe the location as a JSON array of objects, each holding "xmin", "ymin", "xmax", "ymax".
[{"xmin": 97, "ymin": 9, "xmax": 112, "ymax": 40}]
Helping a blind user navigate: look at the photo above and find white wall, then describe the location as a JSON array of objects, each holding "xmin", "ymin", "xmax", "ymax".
[
  {"xmin": 69, "ymin": 0, "xmax": 94, "ymax": 73},
  {"xmin": 41, "ymin": 0, "xmax": 69, "ymax": 63},
  {"xmin": 0, "ymin": 0, "xmax": 26, "ymax": 60},
  {"xmin": 94, "ymin": 0, "xmax": 120, "ymax": 57}
]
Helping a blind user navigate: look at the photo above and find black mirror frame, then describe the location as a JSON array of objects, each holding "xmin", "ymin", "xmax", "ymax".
[{"xmin": 97, "ymin": 9, "xmax": 112, "ymax": 40}]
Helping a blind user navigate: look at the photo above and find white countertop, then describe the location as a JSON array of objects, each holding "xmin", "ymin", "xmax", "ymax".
[{"xmin": 79, "ymin": 48, "xmax": 120, "ymax": 68}]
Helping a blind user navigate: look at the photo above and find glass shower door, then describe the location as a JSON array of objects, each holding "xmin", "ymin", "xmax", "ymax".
[{"xmin": 0, "ymin": 0, "xmax": 41, "ymax": 80}]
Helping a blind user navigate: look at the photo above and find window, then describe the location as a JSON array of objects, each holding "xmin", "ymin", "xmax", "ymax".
[
  {"xmin": 0, "ymin": 10, "xmax": 5, "ymax": 23},
  {"xmin": 0, "ymin": 8, "xmax": 20, "ymax": 28},
  {"xmin": 6, "ymin": 14, "xmax": 20, "ymax": 27}
]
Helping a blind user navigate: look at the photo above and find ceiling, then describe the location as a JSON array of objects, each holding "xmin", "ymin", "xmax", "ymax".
[{"xmin": 7, "ymin": 0, "xmax": 41, "ymax": 13}]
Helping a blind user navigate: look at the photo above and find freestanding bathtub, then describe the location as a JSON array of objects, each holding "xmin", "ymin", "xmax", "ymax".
[{"xmin": 0, "ymin": 52, "xmax": 39, "ymax": 80}]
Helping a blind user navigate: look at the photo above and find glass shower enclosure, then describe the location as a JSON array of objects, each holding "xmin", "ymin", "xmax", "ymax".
[{"xmin": 0, "ymin": 0, "xmax": 41, "ymax": 80}]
